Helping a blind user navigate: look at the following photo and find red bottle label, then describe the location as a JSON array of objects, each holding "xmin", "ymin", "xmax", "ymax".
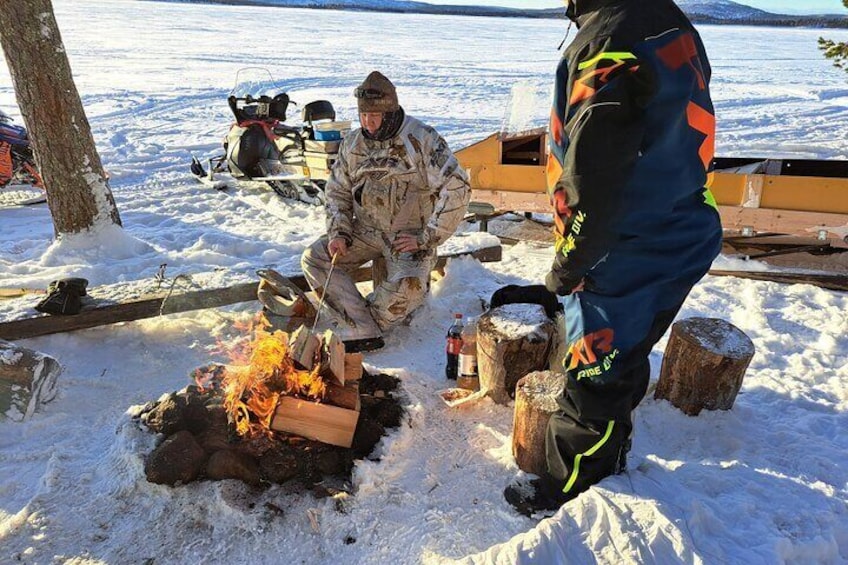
[{"xmin": 446, "ymin": 337, "xmax": 462, "ymax": 355}]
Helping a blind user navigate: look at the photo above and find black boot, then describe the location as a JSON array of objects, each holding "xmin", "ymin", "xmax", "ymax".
[
  {"xmin": 504, "ymin": 475, "xmax": 573, "ymax": 517},
  {"xmin": 343, "ymin": 336, "xmax": 385, "ymax": 353}
]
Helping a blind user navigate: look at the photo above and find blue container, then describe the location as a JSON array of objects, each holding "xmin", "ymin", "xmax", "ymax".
[{"xmin": 313, "ymin": 129, "xmax": 342, "ymax": 141}]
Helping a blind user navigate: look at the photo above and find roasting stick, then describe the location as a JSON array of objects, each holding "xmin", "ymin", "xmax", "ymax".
[{"xmin": 312, "ymin": 252, "xmax": 339, "ymax": 329}]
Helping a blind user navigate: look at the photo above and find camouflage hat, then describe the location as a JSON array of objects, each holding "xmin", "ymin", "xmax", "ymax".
[{"xmin": 354, "ymin": 71, "xmax": 399, "ymax": 113}]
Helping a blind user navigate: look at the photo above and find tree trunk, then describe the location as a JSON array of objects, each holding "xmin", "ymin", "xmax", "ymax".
[
  {"xmin": 477, "ymin": 304, "xmax": 555, "ymax": 404},
  {"xmin": 655, "ymin": 318, "xmax": 755, "ymax": 416},
  {"xmin": 0, "ymin": 1, "xmax": 121, "ymax": 235},
  {"xmin": 0, "ymin": 340, "xmax": 62, "ymax": 421},
  {"xmin": 512, "ymin": 371, "xmax": 564, "ymax": 476}
]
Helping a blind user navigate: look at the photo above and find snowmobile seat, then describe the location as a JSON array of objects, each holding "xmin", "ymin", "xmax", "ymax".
[
  {"xmin": 269, "ymin": 93, "xmax": 290, "ymax": 122},
  {"xmin": 301, "ymin": 100, "xmax": 335, "ymax": 124}
]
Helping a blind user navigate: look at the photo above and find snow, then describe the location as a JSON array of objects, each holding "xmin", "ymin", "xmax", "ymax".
[
  {"xmin": 0, "ymin": 1, "xmax": 847, "ymax": 563},
  {"xmin": 487, "ymin": 303, "xmax": 550, "ymax": 338}
]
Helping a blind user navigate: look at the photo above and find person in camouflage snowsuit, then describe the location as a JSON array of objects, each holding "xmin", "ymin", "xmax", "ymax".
[
  {"xmin": 504, "ymin": 0, "xmax": 723, "ymax": 515},
  {"xmin": 302, "ymin": 71, "xmax": 470, "ymax": 352}
]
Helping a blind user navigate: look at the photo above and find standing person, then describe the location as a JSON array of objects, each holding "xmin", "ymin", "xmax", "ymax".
[
  {"xmin": 302, "ymin": 71, "xmax": 470, "ymax": 353},
  {"xmin": 504, "ymin": 0, "xmax": 723, "ymax": 515}
]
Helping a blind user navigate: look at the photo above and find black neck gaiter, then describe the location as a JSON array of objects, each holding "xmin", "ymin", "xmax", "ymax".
[{"xmin": 363, "ymin": 107, "xmax": 405, "ymax": 141}]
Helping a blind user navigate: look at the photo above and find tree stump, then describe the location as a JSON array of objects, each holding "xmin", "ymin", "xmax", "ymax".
[
  {"xmin": 0, "ymin": 339, "xmax": 62, "ymax": 421},
  {"xmin": 512, "ymin": 371, "xmax": 565, "ymax": 476},
  {"xmin": 655, "ymin": 318, "xmax": 755, "ymax": 416},
  {"xmin": 477, "ymin": 304, "xmax": 555, "ymax": 404}
]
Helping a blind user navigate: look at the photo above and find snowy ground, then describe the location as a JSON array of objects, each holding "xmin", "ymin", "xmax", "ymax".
[{"xmin": 1, "ymin": 1, "xmax": 847, "ymax": 563}]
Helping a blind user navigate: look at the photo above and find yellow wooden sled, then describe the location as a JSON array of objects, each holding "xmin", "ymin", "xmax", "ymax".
[{"xmin": 456, "ymin": 128, "xmax": 848, "ymax": 248}]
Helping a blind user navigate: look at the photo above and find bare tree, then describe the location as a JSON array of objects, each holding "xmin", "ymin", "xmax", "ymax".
[
  {"xmin": 819, "ymin": 0, "xmax": 848, "ymax": 73},
  {"xmin": 0, "ymin": 0, "xmax": 121, "ymax": 236}
]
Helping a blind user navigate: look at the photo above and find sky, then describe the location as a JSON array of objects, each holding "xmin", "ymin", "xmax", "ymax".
[{"xmin": 427, "ymin": 0, "xmax": 846, "ymax": 15}]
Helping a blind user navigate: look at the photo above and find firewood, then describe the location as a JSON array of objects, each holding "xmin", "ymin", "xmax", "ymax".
[
  {"xmin": 288, "ymin": 326, "xmax": 320, "ymax": 370},
  {"xmin": 321, "ymin": 329, "xmax": 345, "ymax": 386},
  {"xmin": 655, "ymin": 318, "xmax": 755, "ymax": 416},
  {"xmin": 271, "ymin": 396, "xmax": 359, "ymax": 448},
  {"xmin": 0, "ymin": 339, "xmax": 62, "ymax": 421},
  {"xmin": 343, "ymin": 353, "xmax": 363, "ymax": 382},
  {"xmin": 324, "ymin": 380, "xmax": 361, "ymax": 411},
  {"xmin": 512, "ymin": 371, "xmax": 565, "ymax": 476},
  {"xmin": 477, "ymin": 304, "xmax": 555, "ymax": 404}
]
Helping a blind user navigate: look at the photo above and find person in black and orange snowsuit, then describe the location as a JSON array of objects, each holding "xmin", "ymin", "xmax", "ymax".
[{"xmin": 505, "ymin": 0, "xmax": 723, "ymax": 516}]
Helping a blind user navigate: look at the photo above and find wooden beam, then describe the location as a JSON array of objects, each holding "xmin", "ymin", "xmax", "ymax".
[
  {"xmin": 0, "ymin": 244, "xmax": 502, "ymax": 341},
  {"xmin": 709, "ymin": 270, "xmax": 848, "ymax": 292}
]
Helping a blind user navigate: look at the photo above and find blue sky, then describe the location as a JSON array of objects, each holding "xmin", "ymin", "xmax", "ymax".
[{"xmin": 428, "ymin": 0, "xmax": 845, "ymax": 15}]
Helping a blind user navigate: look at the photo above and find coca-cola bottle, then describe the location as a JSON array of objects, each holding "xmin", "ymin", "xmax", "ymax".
[{"xmin": 445, "ymin": 313, "xmax": 463, "ymax": 380}]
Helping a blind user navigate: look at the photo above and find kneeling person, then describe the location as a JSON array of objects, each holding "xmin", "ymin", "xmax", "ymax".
[{"xmin": 302, "ymin": 71, "xmax": 470, "ymax": 352}]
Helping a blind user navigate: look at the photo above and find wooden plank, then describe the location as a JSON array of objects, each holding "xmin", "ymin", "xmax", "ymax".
[
  {"xmin": 321, "ymin": 329, "xmax": 345, "ymax": 386},
  {"xmin": 271, "ymin": 396, "xmax": 359, "ymax": 448},
  {"xmin": 709, "ymin": 270, "xmax": 848, "ymax": 292},
  {"xmin": 344, "ymin": 353, "xmax": 364, "ymax": 382},
  {"xmin": 0, "ymin": 243, "xmax": 503, "ymax": 342},
  {"xmin": 323, "ymin": 380, "xmax": 360, "ymax": 412},
  {"xmin": 718, "ymin": 206, "xmax": 848, "ymax": 247}
]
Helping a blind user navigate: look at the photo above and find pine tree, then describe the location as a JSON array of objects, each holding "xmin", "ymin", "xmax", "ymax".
[
  {"xmin": 0, "ymin": 1, "xmax": 122, "ymax": 236},
  {"xmin": 818, "ymin": 0, "xmax": 848, "ymax": 72}
]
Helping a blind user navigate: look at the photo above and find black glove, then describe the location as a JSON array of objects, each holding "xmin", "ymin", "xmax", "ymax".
[
  {"xmin": 545, "ymin": 270, "xmax": 583, "ymax": 297},
  {"xmin": 35, "ymin": 278, "xmax": 88, "ymax": 316},
  {"xmin": 489, "ymin": 284, "xmax": 562, "ymax": 319}
]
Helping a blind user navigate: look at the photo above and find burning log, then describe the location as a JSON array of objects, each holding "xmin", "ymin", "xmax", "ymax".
[{"xmin": 289, "ymin": 325, "xmax": 321, "ymax": 370}]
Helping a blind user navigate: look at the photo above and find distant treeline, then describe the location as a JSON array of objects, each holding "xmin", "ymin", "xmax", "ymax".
[{"xmin": 153, "ymin": 0, "xmax": 848, "ymax": 28}]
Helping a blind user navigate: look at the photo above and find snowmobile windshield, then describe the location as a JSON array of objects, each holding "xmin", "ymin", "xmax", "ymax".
[
  {"xmin": 230, "ymin": 67, "xmax": 287, "ymax": 99},
  {"xmin": 229, "ymin": 68, "xmax": 293, "ymax": 122}
]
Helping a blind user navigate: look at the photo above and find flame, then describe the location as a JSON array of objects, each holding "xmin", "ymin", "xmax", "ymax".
[{"xmin": 216, "ymin": 320, "xmax": 327, "ymax": 438}]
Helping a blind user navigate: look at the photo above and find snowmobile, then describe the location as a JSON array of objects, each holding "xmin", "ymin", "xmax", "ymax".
[
  {"xmin": 191, "ymin": 75, "xmax": 350, "ymax": 205},
  {"xmin": 0, "ymin": 109, "xmax": 43, "ymax": 191}
]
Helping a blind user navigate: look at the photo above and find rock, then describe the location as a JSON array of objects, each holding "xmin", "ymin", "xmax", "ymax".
[
  {"xmin": 359, "ymin": 372, "xmax": 399, "ymax": 396},
  {"xmin": 259, "ymin": 449, "xmax": 300, "ymax": 484},
  {"xmin": 314, "ymin": 448, "xmax": 351, "ymax": 476},
  {"xmin": 145, "ymin": 431, "xmax": 206, "ymax": 485},
  {"xmin": 206, "ymin": 450, "xmax": 261, "ymax": 486},
  {"xmin": 352, "ymin": 419, "xmax": 384, "ymax": 459},
  {"xmin": 373, "ymin": 401, "xmax": 403, "ymax": 429},
  {"xmin": 195, "ymin": 405, "xmax": 230, "ymax": 454},
  {"xmin": 143, "ymin": 393, "xmax": 209, "ymax": 436}
]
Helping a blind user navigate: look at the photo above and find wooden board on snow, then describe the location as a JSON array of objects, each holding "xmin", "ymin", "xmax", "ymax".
[{"xmin": 0, "ymin": 243, "xmax": 503, "ymax": 341}]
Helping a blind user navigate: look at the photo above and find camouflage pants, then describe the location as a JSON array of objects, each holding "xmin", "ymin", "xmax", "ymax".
[{"xmin": 301, "ymin": 228, "xmax": 435, "ymax": 339}]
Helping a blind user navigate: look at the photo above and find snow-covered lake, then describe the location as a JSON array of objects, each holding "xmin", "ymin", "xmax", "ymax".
[{"xmin": 0, "ymin": 1, "xmax": 846, "ymax": 563}]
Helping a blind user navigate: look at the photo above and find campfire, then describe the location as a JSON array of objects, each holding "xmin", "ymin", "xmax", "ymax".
[{"xmin": 134, "ymin": 318, "xmax": 403, "ymax": 488}]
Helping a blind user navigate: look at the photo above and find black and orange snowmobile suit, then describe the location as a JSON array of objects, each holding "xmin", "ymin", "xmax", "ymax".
[{"xmin": 543, "ymin": 0, "xmax": 723, "ymax": 499}]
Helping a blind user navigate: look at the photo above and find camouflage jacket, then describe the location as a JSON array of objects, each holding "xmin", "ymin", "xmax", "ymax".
[{"xmin": 325, "ymin": 115, "xmax": 470, "ymax": 250}]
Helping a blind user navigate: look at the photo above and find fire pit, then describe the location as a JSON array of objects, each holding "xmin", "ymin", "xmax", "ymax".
[{"xmin": 133, "ymin": 320, "xmax": 404, "ymax": 489}]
